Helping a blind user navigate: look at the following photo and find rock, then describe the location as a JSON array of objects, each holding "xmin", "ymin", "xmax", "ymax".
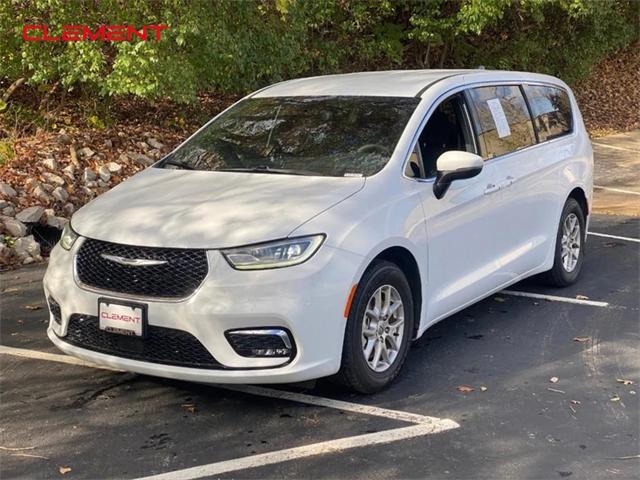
[
  {"xmin": 14, "ymin": 235, "xmax": 41, "ymax": 258},
  {"xmin": 42, "ymin": 157, "xmax": 58, "ymax": 170},
  {"xmin": 41, "ymin": 183, "xmax": 54, "ymax": 193},
  {"xmin": 63, "ymin": 203, "xmax": 75, "ymax": 216},
  {"xmin": 0, "ymin": 244, "xmax": 11, "ymax": 260},
  {"xmin": 81, "ymin": 186, "xmax": 95, "ymax": 196},
  {"xmin": 52, "ymin": 186, "xmax": 69, "ymax": 202},
  {"xmin": 42, "ymin": 172, "xmax": 65, "ymax": 186},
  {"xmin": 16, "ymin": 206, "xmax": 45, "ymax": 223},
  {"xmin": 147, "ymin": 138, "xmax": 164, "ymax": 150},
  {"xmin": 104, "ymin": 139, "xmax": 113, "ymax": 148},
  {"xmin": 25, "ymin": 178, "xmax": 40, "ymax": 191},
  {"xmin": 98, "ymin": 165, "xmax": 111, "ymax": 182},
  {"xmin": 0, "ymin": 183, "xmax": 17, "ymax": 198},
  {"xmin": 138, "ymin": 141, "xmax": 150, "ymax": 151},
  {"xmin": 148, "ymin": 149, "xmax": 162, "ymax": 159},
  {"xmin": 47, "ymin": 215, "xmax": 68, "ymax": 230},
  {"xmin": 78, "ymin": 147, "xmax": 95, "ymax": 159},
  {"xmin": 22, "ymin": 256, "xmax": 35, "ymax": 265},
  {"xmin": 57, "ymin": 133, "xmax": 72, "ymax": 145},
  {"xmin": 132, "ymin": 153, "xmax": 154, "ymax": 167},
  {"xmin": 97, "ymin": 180, "xmax": 108, "ymax": 188},
  {"xmin": 33, "ymin": 185, "xmax": 51, "ymax": 202},
  {"xmin": 4, "ymin": 218, "xmax": 27, "ymax": 237},
  {"xmin": 0, "ymin": 200, "xmax": 9, "ymax": 209},
  {"xmin": 85, "ymin": 181, "xmax": 97, "ymax": 188},
  {"xmin": 2, "ymin": 206, "xmax": 15, "ymax": 216},
  {"xmin": 62, "ymin": 165, "xmax": 76, "ymax": 179},
  {"xmin": 83, "ymin": 168, "xmax": 97, "ymax": 183},
  {"xmin": 106, "ymin": 162, "xmax": 122, "ymax": 173}
]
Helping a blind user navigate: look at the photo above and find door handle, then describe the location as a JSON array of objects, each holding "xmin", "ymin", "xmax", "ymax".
[
  {"xmin": 498, "ymin": 176, "xmax": 515, "ymax": 189},
  {"xmin": 484, "ymin": 183, "xmax": 500, "ymax": 195}
]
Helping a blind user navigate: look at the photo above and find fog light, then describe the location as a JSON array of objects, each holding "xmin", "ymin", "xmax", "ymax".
[
  {"xmin": 47, "ymin": 296, "xmax": 62, "ymax": 325},
  {"xmin": 225, "ymin": 329, "xmax": 294, "ymax": 358}
]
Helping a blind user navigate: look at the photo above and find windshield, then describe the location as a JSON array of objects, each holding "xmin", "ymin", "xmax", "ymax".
[{"xmin": 159, "ymin": 96, "xmax": 419, "ymax": 177}]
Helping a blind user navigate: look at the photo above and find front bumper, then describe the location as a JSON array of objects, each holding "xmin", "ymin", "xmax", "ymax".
[{"xmin": 43, "ymin": 239, "xmax": 363, "ymax": 384}]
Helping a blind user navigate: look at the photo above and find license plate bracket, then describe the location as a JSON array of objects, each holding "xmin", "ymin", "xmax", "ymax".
[{"xmin": 98, "ymin": 298, "xmax": 147, "ymax": 338}]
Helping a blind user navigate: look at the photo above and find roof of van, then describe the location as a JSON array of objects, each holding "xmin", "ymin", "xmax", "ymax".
[{"xmin": 251, "ymin": 69, "xmax": 562, "ymax": 98}]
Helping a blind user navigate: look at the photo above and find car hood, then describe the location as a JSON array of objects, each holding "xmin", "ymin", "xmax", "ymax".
[{"xmin": 71, "ymin": 167, "xmax": 365, "ymax": 249}]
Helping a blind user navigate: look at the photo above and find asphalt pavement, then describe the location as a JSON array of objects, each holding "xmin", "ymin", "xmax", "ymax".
[{"xmin": 1, "ymin": 214, "xmax": 638, "ymax": 480}]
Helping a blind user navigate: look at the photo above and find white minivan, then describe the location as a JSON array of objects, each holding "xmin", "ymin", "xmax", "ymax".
[{"xmin": 45, "ymin": 69, "xmax": 593, "ymax": 392}]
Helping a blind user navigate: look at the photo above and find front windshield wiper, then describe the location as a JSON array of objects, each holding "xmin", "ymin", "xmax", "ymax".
[
  {"xmin": 162, "ymin": 158, "xmax": 196, "ymax": 170},
  {"xmin": 217, "ymin": 166, "xmax": 316, "ymax": 176}
]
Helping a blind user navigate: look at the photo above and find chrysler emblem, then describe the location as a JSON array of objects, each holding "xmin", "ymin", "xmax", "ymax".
[{"xmin": 100, "ymin": 254, "xmax": 167, "ymax": 267}]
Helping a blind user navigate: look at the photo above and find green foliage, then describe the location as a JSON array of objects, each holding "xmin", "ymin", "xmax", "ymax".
[
  {"xmin": 0, "ymin": 0, "xmax": 637, "ymax": 104},
  {"xmin": 0, "ymin": 139, "xmax": 15, "ymax": 165}
]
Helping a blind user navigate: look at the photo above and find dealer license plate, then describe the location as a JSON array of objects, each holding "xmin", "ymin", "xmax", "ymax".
[{"xmin": 98, "ymin": 299, "xmax": 146, "ymax": 337}]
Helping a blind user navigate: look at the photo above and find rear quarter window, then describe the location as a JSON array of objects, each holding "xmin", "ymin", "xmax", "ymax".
[
  {"xmin": 523, "ymin": 85, "xmax": 573, "ymax": 142},
  {"xmin": 467, "ymin": 85, "xmax": 536, "ymax": 159}
]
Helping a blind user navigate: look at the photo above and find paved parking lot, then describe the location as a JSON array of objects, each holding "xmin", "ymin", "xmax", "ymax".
[{"xmin": 1, "ymin": 212, "xmax": 638, "ymax": 480}]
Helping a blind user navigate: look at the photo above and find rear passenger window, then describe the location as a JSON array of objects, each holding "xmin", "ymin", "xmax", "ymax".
[
  {"xmin": 467, "ymin": 86, "xmax": 536, "ymax": 159},
  {"xmin": 523, "ymin": 85, "xmax": 573, "ymax": 142}
]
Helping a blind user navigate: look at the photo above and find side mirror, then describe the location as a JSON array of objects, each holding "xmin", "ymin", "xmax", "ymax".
[{"xmin": 433, "ymin": 151, "xmax": 483, "ymax": 199}]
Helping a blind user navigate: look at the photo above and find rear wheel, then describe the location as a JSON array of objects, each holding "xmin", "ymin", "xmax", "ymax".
[
  {"xmin": 541, "ymin": 198, "xmax": 586, "ymax": 287},
  {"xmin": 336, "ymin": 260, "xmax": 414, "ymax": 393}
]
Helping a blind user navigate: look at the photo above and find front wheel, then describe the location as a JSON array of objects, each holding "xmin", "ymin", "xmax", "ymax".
[
  {"xmin": 541, "ymin": 198, "xmax": 586, "ymax": 287},
  {"xmin": 336, "ymin": 260, "xmax": 414, "ymax": 393}
]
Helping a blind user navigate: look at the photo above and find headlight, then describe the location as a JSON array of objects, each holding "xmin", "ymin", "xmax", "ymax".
[
  {"xmin": 59, "ymin": 223, "xmax": 79, "ymax": 251},
  {"xmin": 221, "ymin": 235, "xmax": 325, "ymax": 270}
]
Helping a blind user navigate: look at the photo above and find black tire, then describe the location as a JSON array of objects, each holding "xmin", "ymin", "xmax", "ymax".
[
  {"xmin": 541, "ymin": 198, "xmax": 586, "ymax": 287},
  {"xmin": 336, "ymin": 260, "xmax": 414, "ymax": 394}
]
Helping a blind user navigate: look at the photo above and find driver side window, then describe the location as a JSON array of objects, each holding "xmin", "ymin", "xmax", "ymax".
[{"xmin": 406, "ymin": 93, "xmax": 476, "ymax": 179}]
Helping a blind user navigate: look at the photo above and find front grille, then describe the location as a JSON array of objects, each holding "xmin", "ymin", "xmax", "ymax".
[
  {"xmin": 76, "ymin": 238, "xmax": 208, "ymax": 298},
  {"xmin": 63, "ymin": 315, "xmax": 223, "ymax": 369}
]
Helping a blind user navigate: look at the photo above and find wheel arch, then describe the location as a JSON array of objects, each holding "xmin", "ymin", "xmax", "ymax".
[
  {"xmin": 366, "ymin": 246, "xmax": 423, "ymax": 340},
  {"xmin": 568, "ymin": 186, "xmax": 589, "ymax": 218}
]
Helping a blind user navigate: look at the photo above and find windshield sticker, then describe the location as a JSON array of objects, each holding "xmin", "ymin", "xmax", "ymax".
[
  {"xmin": 486, "ymin": 98, "xmax": 511, "ymax": 138},
  {"xmin": 344, "ymin": 173, "xmax": 363, "ymax": 177}
]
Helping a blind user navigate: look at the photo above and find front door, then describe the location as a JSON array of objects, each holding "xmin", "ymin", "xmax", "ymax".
[{"xmin": 410, "ymin": 92, "xmax": 510, "ymax": 327}]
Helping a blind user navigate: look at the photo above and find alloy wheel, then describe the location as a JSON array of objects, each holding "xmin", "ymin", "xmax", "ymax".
[
  {"xmin": 561, "ymin": 212, "xmax": 581, "ymax": 272},
  {"xmin": 361, "ymin": 284, "xmax": 405, "ymax": 373}
]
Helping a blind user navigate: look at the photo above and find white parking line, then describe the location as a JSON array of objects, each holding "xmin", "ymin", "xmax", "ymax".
[
  {"xmin": 501, "ymin": 290, "xmax": 609, "ymax": 307},
  {"xmin": 588, "ymin": 231, "xmax": 640, "ymax": 244},
  {"xmin": 591, "ymin": 142, "xmax": 640, "ymax": 154},
  {"xmin": 593, "ymin": 185, "xmax": 640, "ymax": 196},
  {"xmin": 0, "ymin": 345, "xmax": 460, "ymax": 479},
  {"xmin": 223, "ymin": 384, "xmax": 436, "ymax": 424},
  {"xmin": 136, "ymin": 423, "xmax": 451, "ymax": 480}
]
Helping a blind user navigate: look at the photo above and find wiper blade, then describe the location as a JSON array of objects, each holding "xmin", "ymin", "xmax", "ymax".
[
  {"xmin": 217, "ymin": 166, "xmax": 315, "ymax": 176},
  {"xmin": 162, "ymin": 158, "xmax": 195, "ymax": 170}
]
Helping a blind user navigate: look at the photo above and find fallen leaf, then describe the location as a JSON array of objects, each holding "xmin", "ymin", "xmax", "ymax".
[
  {"xmin": 480, "ymin": 386, "xmax": 487, "ymax": 392},
  {"xmin": 573, "ymin": 336, "xmax": 591, "ymax": 343},
  {"xmin": 570, "ymin": 400, "xmax": 581, "ymax": 405},
  {"xmin": 24, "ymin": 305, "xmax": 42, "ymax": 310},
  {"xmin": 494, "ymin": 297, "xmax": 506, "ymax": 303},
  {"xmin": 181, "ymin": 403, "xmax": 197, "ymax": 414},
  {"xmin": 550, "ymin": 376, "xmax": 559, "ymax": 383},
  {"xmin": 3, "ymin": 287, "xmax": 19, "ymax": 293},
  {"xmin": 610, "ymin": 395, "xmax": 621, "ymax": 402},
  {"xmin": 59, "ymin": 466, "xmax": 72, "ymax": 475},
  {"xmin": 456, "ymin": 385, "xmax": 474, "ymax": 393},
  {"xmin": 616, "ymin": 378, "xmax": 633, "ymax": 385},
  {"xmin": 576, "ymin": 295, "xmax": 590, "ymax": 300}
]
